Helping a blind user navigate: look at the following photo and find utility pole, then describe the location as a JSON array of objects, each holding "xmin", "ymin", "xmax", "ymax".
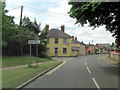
[{"xmin": 20, "ymin": 5, "xmax": 23, "ymax": 26}]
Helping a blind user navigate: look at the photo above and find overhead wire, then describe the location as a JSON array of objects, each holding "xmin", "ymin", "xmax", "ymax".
[
  {"xmin": 7, "ymin": 6, "xmax": 20, "ymax": 12},
  {"xmin": 23, "ymin": 5, "xmax": 69, "ymax": 17},
  {"xmin": 6, "ymin": 5, "xmax": 75, "ymax": 26}
]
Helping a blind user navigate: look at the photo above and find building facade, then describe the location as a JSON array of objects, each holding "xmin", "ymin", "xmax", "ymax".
[
  {"xmin": 71, "ymin": 36, "xmax": 85, "ymax": 56},
  {"xmin": 47, "ymin": 25, "xmax": 71, "ymax": 57}
]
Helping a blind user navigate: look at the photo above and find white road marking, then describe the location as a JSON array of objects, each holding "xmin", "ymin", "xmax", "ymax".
[
  {"xmin": 87, "ymin": 67, "xmax": 91, "ymax": 74},
  {"xmin": 85, "ymin": 63, "xmax": 87, "ymax": 65},
  {"xmin": 46, "ymin": 61, "xmax": 66, "ymax": 75},
  {"xmin": 92, "ymin": 78, "xmax": 100, "ymax": 90}
]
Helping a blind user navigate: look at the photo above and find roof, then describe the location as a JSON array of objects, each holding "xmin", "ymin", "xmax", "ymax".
[
  {"xmin": 97, "ymin": 43, "xmax": 110, "ymax": 48},
  {"xmin": 72, "ymin": 40, "xmax": 80, "ymax": 44},
  {"xmin": 48, "ymin": 29, "xmax": 71, "ymax": 38},
  {"xmin": 98, "ymin": 43, "xmax": 110, "ymax": 45}
]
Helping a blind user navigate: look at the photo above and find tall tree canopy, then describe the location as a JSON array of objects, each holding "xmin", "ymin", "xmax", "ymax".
[
  {"xmin": 2, "ymin": 1, "xmax": 16, "ymax": 48},
  {"xmin": 22, "ymin": 16, "xmax": 40, "ymax": 35},
  {"xmin": 68, "ymin": 2, "xmax": 120, "ymax": 47},
  {"xmin": 2, "ymin": 1, "xmax": 48, "ymax": 57}
]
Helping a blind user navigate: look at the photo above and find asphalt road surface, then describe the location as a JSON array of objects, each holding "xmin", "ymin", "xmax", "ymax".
[{"xmin": 24, "ymin": 55, "xmax": 119, "ymax": 89}]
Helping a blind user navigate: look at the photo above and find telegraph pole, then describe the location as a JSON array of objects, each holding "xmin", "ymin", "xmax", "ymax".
[{"xmin": 20, "ymin": 5, "xmax": 23, "ymax": 26}]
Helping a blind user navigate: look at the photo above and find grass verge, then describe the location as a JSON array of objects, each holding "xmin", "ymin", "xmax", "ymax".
[
  {"xmin": 2, "ymin": 61, "xmax": 61, "ymax": 88},
  {"xmin": 2, "ymin": 56, "xmax": 53, "ymax": 68}
]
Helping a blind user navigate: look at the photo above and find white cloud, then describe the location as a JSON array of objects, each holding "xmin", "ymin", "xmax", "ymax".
[{"xmin": 44, "ymin": 0, "xmax": 115, "ymax": 44}]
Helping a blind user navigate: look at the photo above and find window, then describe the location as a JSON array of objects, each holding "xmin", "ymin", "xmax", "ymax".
[
  {"xmin": 55, "ymin": 38, "xmax": 58, "ymax": 44},
  {"xmin": 63, "ymin": 48, "xmax": 67, "ymax": 54},
  {"xmin": 63, "ymin": 38, "xmax": 67, "ymax": 44}
]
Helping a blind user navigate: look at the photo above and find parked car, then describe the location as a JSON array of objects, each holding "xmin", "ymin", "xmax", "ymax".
[{"xmin": 96, "ymin": 52, "xmax": 100, "ymax": 54}]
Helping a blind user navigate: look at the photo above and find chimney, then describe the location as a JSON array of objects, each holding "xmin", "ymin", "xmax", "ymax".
[
  {"xmin": 75, "ymin": 37, "xmax": 77, "ymax": 40},
  {"xmin": 61, "ymin": 25, "xmax": 65, "ymax": 32},
  {"xmin": 46, "ymin": 24, "xmax": 49, "ymax": 31},
  {"xmin": 72, "ymin": 36, "xmax": 74, "ymax": 41},
  {"xmin": 81, "ymin": 41, "xmax": 83, "ymax": 43},
  {"xmin": 89, "ymin": 42, "xmax": 90, "ymax": 45}
]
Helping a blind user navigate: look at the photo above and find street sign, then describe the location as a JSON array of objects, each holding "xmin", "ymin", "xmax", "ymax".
[
  {"xmin": 28, "ymin": 40, "xmax": 41, "ymax": 68},
  {"xmin": 28, "ymin": 40, "xmax": 41, "ymax": 44}
]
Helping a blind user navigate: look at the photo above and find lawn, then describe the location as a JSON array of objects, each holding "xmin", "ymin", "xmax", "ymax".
[
  {"xmin": 2, "ymin": 61, "xmax": 61, "ymax": 88},
  {"xmin": 2, "ymin": 56, "xmax": 53, "ymax": 68}
]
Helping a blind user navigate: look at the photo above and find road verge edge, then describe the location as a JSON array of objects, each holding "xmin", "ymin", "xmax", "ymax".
[{"xmin": 16, "ymin": 61, "xmax": 63, "ymax": 89}]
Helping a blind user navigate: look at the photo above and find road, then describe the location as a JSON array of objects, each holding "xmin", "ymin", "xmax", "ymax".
[{"xmin": 24, "ymin": 55, "xmax": 119, "ymax": 89}]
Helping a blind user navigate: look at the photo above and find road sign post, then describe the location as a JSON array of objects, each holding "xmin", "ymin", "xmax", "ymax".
[
  {"xmin": 30, "ymin": 44, "xmax": 31, "ymax": 66},
  {"xmin": 28, "ymin": 40, "xmax": 40, "ymax": 68},
  {"xmin": 36, "ymin": 44, "xmax": 38, "ymax": 67}
]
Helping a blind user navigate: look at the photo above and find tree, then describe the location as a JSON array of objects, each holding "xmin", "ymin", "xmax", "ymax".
[
  {"xmin": 22, "ymin": 16, "xmax": 40, "ymax": 35},
  {"xmin": 16, "ymin": 26, "xmax": 35, "ymax": 56},
  {"xmin": 2, "ymin": 1, "xmax": 16, "ymax": 48},
  {"xmin": 68, "ymin": 2, "xmax": 120, "ymax": 47},
  {"xmin": 37, "ymin": 25, "xmax": 48, "ymax": 58}
]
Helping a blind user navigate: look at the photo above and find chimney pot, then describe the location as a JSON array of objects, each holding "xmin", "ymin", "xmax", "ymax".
[
  {"xmin": 46, "ymin": 24, "xmax": 49, "ymax": 31},
  {"xmin": 72, "ymin": 36, "xmax": 74, "ymax": 41},
  {"xmin": 61, "ymin": 25, "xmax": 65, "ymax": 32},
  {"xmin": 75, "ymin": 37, "xmax": 77, "ymax": 40}
]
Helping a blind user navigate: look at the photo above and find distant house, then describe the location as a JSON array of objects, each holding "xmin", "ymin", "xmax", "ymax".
[
  {"xmin": 71, "ymin": 36, "xmax": 85, "ymax": 56},
  {"xmin": 79, "ymin": 41, "xmax": 85, "ymax": 55},
  {"xmin": 96, "ymin": 43, "xmax": 109, "ymax": 54},
  {"xmin": 71, "ymin": 36, "xmax": 80, "ymax": 56},
  {"xmin": 97, "ymin": 43, "xmax": 110, "ymax": 49},
  {"xmin": 85, "ymin": 43, "xmax": 95, "ymax": 55},
  {"xmin": 47, "ymin": 25, "xmax": 71, "ymax": 57}
]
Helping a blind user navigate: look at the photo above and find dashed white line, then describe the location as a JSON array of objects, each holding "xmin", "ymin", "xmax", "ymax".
[
  {"xmin": 87, "ymin": 66, "xmax": 91, "ymax": 74},
  {"xmin": 92, "ymin": 78, "xmax": 100, "ymax": 90}
]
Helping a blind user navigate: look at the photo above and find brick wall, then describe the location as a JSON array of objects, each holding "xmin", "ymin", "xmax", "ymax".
[{"xmin": 110, "ymin": 52, "xmax": 120, "ymax": 63}]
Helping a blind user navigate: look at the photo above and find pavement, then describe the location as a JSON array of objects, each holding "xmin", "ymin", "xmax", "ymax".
[
  {"xmin": 2, "ymin": 61, "xmax": 55, "ymax": 70},
  {"xmin": 24, "ymin": 55, "xmax": 119, "ymax": 89},
  {"xmin": 99, "ymin": 54, "xmax": 119, "ymax": 69}
]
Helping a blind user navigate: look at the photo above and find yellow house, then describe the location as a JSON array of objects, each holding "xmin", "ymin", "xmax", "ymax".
[{"xmin": 47, "ymin": 25, "xmax": 71, "ymax": 57}]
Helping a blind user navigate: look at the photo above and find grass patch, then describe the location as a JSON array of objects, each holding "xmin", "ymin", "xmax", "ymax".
[
  {"xmin": 2, "ymin": 61, "xmax": 61, "ymax": 88},
  {"xmin": 2, "ymin": 56, "xmax": 53, "ymax": 68}
]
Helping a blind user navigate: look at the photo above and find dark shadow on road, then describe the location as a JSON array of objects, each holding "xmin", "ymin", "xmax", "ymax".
[{"xmin": 98, "ymin": 67, "xmax": 118, "ymax": 76}]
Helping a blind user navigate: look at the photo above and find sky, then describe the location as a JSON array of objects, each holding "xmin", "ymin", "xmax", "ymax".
[{"xmin": 5, "ymin": 0, "xmax": 115, "ymax": 45}]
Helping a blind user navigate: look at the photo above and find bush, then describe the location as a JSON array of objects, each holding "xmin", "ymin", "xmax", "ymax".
[{"xmin": 44, "ymin": 56, "xmax": 52, "ymax": 59}]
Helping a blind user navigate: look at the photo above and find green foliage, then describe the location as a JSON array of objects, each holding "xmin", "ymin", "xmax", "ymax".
[
  {"xmin": 2, "ymin": 1, "xmax": 49, "ymax": 57},
  {"xmin": 68, "ymin": 2, "xmax": 120, "ymax": 47},
  {"xmin": 2, "ymin": 1, "xmax": 16, "ymax": 48},
  {"xmin": 95, "ymin": 49, "xmax": 99, "ymax": 53},
  {"xmin": 22, "ymin": 16, "xmax": 40, "ymax": 35},
  {"xmin": 16, "ymin": 26, "xmax": 35, "ymax": 56},
  {"xmin": 37, "ymin": 25, "xmax": 48, "ymax": 58},
  {"xmin": 2, "ymin": 61, "xmax": 61, "ymax": 88},
  {"xmin": 2, "ymin": 56, "xmax": 53, "ymax": 68}
]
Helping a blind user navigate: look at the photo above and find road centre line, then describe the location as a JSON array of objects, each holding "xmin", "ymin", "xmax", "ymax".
[
  {"xmin": 86, "ymin": 66, "xmax": 91, "ymax": 74},
  {"xmin": 85, "ymin": 63, "xmax": 87, "ymax": 65},
  {"xmin": 92, "ymin": 78, "xmax": 100, "ymax": 90},
  {"xmin": 46, "ymin": 61, "xmax": 66, "ymax": 75}
]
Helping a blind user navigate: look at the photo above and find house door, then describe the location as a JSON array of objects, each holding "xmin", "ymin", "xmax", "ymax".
[{"xmin": 55, "ymin": 48, "xmax": 58, "ymax": 57}]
